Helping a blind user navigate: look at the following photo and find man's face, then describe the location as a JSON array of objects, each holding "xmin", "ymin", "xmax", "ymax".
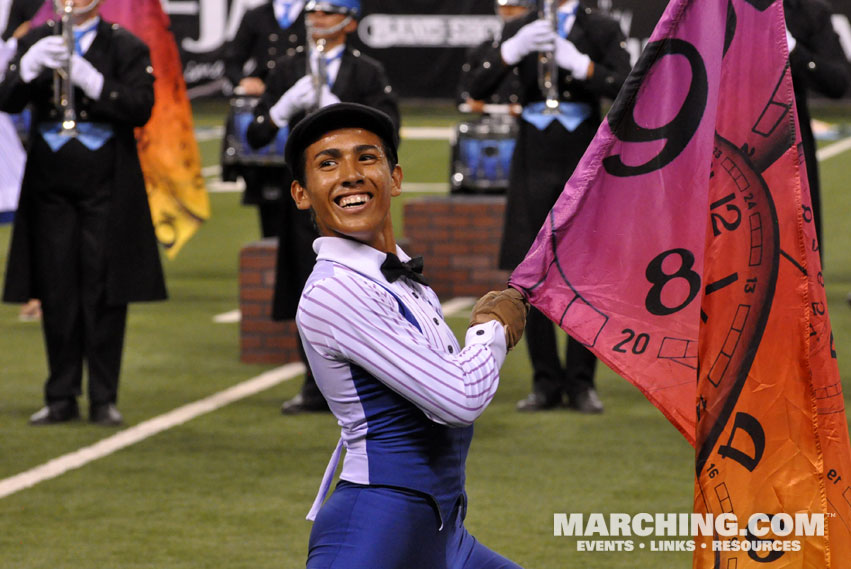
[
  {"xmin": 291, "ymin": 128, "xmax": 402, "ymax": 252},
  {"xmin": 69, "ymin": 0, "xmax": 99, "ymax": 24},
  {"xmin": 307, "ymin": 11, "xmax": 356, "ymax": 43}
]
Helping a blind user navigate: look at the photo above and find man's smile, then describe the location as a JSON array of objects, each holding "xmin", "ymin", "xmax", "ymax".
[{"xmin": 335, "ymin": 192, "xmax": 373, "ymax": 209}]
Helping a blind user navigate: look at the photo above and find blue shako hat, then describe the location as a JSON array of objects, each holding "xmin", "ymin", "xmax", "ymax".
[{"xmin": 305, "ymin": 0, "xmax": 361, "ymax": 17}]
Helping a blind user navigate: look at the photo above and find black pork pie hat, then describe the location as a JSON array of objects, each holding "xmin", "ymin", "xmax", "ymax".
[{"xmin": 284, "ymin": 103, "xmax": 399, "ymax": 173}]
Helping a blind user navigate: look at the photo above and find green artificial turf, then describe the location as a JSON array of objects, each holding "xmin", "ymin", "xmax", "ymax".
[{"xmin": 0, "ymin": 102, "xmax": 848, "ymax": 568}]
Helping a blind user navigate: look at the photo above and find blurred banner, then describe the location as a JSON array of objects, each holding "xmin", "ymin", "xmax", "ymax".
[
  {"xmin": 154, "ymin": 0, "xmax": 851, "ymax": 99},
  {"xmin": 35, "ymin": 0, "xmax": 210, "ymax": 257},
  {"xmin": 510, "ymin": 0, "xmax": 851, "ymax": 565}
]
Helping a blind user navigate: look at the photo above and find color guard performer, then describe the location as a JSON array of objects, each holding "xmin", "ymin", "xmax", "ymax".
[{"xmin": 287, "ymin": 101, "xmax": 528, "ymax": 569}]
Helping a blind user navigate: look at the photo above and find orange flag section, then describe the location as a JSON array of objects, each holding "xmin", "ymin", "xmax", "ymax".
[
  {"xmin": 101, "ymin": 0, "xmax": 209, "ymax": 258},
  {"xmin": 693, "ymin": 5, "xmax": 851, "ymax": 567}
]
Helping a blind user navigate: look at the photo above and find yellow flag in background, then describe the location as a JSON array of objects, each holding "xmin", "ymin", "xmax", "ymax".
[{"xmin": 103, "ymin": 0, "xmax": 210, "ymax": 258}]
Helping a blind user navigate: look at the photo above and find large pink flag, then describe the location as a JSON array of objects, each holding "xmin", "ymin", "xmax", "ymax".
[{"xmin": 510, "ymin": 0, "xmax": 851, "ymax": 565}]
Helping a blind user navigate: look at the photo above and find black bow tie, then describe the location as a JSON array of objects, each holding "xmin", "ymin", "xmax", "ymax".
[{"xmin": 380, "ymin": 253, "xmax": 428, "ymax": 285}]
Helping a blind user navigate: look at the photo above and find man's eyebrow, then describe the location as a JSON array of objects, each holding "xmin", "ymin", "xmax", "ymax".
[
  {"xmin": 312, "ymin": 148, "xmax": 343, "ymax": 160},
  {"xmin": 355, "ymin": 144, "xmax": 381, "ymax": 154}
]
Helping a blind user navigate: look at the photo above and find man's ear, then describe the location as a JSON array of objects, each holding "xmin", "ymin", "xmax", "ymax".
[
  {"xmin": 291, "ymin": 179, "xmax": 312, "ymax": 210},
  {"xmin": 345, "ymin": 19, "xmax": 358, "ymax": 35},
  {"xmin": 390, "ymin": 164, "xmax": 403, "ymax": 197}
]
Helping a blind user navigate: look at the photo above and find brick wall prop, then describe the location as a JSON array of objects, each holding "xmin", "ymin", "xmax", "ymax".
[
  {"xmin": 403, "ymin": 195, "xmax": 510, "ymax": 300},
  {"xmin": 239, "ymin": 238, "xmax": 302, "ymax": 364}
]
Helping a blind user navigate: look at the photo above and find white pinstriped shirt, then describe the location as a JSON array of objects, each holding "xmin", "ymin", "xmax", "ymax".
[{"xmin": 298, "ymin": 236, "xmax": 507, "ymax": 521}]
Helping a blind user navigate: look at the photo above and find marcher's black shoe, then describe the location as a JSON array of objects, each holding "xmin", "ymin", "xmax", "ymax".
[
  {"xmin": 515, "ymin": 392, "xmax": 562, "ymax": 412},
  {"xmin": 29, "ymin": 402, "xmax": 80, "ymax": 425},
  {"xmin": 567, "ymin": 387, "xmax": 604, "ymax": 414},
  {"xmin": 280, "ymin": 393, "xmax": 329, "ymax": 415},
  {"xmin": 90, "ymin": 404, "xmax": 124, "ymax": 426}
]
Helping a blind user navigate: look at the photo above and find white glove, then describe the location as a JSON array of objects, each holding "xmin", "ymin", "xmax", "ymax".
[
  {"xmin": 555, "ymin": 36, "xmax": 591, "ymax": 80},
  {"xmin": 269, "ymin": 75, "xmax": 316, "ymax": 127},
  {"xmin": 20, "ymin": 35, "xmax": 68, "ymax": 83},
  {"xmin": 786, "ymin": 27, "xmax": 797, "ymax": 53},
  {"xmin": 318, "ymin": 84, "xmax": 340, "ymax": 108},
  {"xmin": 71, "ymin": 54, "xmax": 104, "ymax": 100},
  {"xmin": 500, "ymin": 20, "xmax": 556, "ymax": 66}
]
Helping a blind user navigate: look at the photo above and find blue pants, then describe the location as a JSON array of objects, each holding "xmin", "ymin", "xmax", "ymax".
[{"xmin": 307, "ymin": 481, "xmax": 523, "ymax": 569}]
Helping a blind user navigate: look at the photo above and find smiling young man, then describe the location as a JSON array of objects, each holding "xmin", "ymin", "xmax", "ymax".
[{"xmin": 286, "ymin": 102, "xmax": 528, "ymax": 569}]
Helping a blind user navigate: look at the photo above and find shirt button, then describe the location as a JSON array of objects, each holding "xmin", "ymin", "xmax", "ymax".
[
  {"xmin": 412, "ymin": 292, "xmax": 418, "ymax": 298},
  {"xmin": 433, "ymin": 317, "xmax": 439, "ymax": 325},
  {"xmin": 448, "ymin": 346, "xmax": 454, "ymax": 353},
  {"xmin": 476, "ymin": 330, "xmax": 484, "ymax": 336}
]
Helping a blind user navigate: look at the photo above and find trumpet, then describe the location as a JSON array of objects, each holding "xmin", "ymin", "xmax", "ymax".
[
  {"xmin": 53, "ymin": 0, "xmax": 77, "ymax": 136},
  {"xmin": 312, "ymin": 37, "xmax": 328, "ymax": 112},
  {"xmin": 51, "ymin": 0, "xmax": 102, "ymax": 136},
  {"xmin": 304, "ymin": 18, "xmax": 330, "ymax": 114},
  {"xmin": 537, "ymin": 0, "xmax": 559, "ymax": 113}
]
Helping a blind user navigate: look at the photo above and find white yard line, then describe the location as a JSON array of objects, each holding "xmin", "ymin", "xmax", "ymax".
[
  {"xmin": 441, "ymin": 297, "xmax": 477, "ymax": 317},
  {"xmin": 399, "ymin": 126, "xmax": 454, "ymax": 140},
  {"xmin": 0, "ymin": 363, "xmax": 304, "ymax": 499},
  {"xmin": 817, "ymin": 136, "xmax": 851, "ymax": 162},
  {"xmin": 213, "ymin": 309, "xmax": 241, "ymax": 323},
  {"xmin": 1, "ymin": 295, "xmax": 479, "ymax": 498}
]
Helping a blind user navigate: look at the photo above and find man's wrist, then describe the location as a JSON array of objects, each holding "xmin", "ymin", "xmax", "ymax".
[{"xmin": 465, "ymin": 320, "xmax": 507, "ymax": 369}]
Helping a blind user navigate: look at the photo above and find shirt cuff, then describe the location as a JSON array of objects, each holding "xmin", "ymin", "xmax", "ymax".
[{"xmin": 465, "ymin": 319, "xmax": 507, "ymax": 369}]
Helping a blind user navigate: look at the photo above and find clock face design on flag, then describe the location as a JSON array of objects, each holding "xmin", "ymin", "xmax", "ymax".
[{"xmin": 695, "ymin": 134, "xmax": 781, "ymax": 475}]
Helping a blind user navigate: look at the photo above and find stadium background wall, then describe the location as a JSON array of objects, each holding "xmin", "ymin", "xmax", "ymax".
[{"xmin": 166, "ymin": 0, "xmax": 851, "ymax": 99}]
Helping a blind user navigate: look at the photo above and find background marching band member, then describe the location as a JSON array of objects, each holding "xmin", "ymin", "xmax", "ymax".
[
  {"xmin": 222, "ymin": 0, "xmax": 306, "ymax": 238},
  {"xmin": 466, "ymin": 0, "xmax": 631, "ymax": 413},
  {"xmin": 0, "ymin": 0, "xmax": 166, "ymax": 426}
]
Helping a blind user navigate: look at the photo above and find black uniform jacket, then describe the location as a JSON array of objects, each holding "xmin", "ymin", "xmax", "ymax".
[
  {"xmin": 457, "ymin": 36, "xmax": 524, "ymax": 107},
  {"xmin": 246, "ymin": 44, "xmax": 399, "ymax": 321},
  {"xmin": 467, "ymin": 7, "xmax": 631, "ymax": 269},
  {"xmin": 224, "ymin": 1, "xmax": 307, "ymax": 87},
  {"xmin": 0, "ymin": 19, "xmax": 167, "ymax": 304},
  {"xmin": 247, "ymin": 45, "xmax": 399, "ymax": 149},
  {"xmin": 784, "ymin": 0, "xmax": 849, "ymax": 241}
]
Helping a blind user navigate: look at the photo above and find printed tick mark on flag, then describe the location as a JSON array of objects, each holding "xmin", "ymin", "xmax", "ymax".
[{"xmin": 704, "ymin": 273, "xmax": 739, "ymax": 295}]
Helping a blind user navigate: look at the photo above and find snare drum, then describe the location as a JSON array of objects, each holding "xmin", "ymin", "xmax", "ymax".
[
  {"xmin": 450, "ymin": 115, "xmax": 517, "ymax": 194},
  {"xmin": 220, "ymin": 97, "xmax": 289, "ymax": 179}
]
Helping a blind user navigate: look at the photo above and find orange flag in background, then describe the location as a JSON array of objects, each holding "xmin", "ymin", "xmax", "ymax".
[
  {"xmin": 104, "ymin": 0, "xmax": 210, "ymax": 258},
  {"xmin": 509, "ymin": 0, "xmax": 851, "ymax": 565}
]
